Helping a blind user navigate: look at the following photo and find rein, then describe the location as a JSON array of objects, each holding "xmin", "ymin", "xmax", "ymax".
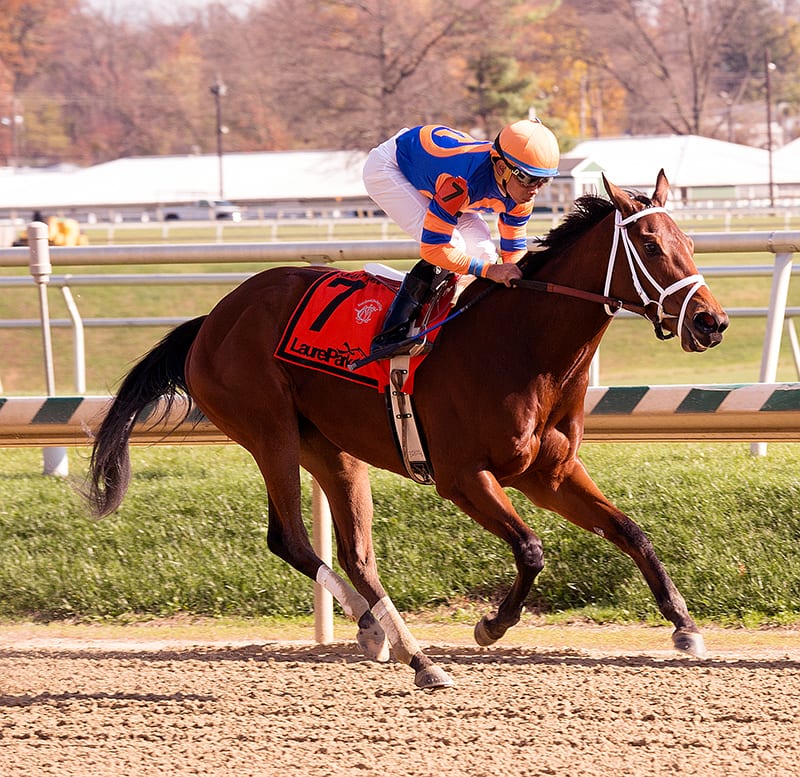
[{"xmin": 510, "ymin": 278, "xmax": 645, "ymax": 316}]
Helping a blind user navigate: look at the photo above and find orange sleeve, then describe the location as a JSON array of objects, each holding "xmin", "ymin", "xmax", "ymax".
[
  {"xmin": 498, "ymin": 200, "xmax": 533, "ymax": 263},
  {"xmin": 419, "ymin": 240, "xmax": 475, "ymax": 275}
]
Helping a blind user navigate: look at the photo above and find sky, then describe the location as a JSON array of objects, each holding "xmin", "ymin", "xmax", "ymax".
[{"xmin": 86, "ymin": 0, "xmax": 225, "ymax": 23}]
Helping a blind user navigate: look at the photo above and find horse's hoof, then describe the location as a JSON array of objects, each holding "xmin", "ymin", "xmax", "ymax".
[
  {"xmin": 356, "ymin": 614, "xmax": 391, "ymax": 662},
  {"xmin": 672, "ymin": 628, "xmax": 707, "ymax": 659},
  {"xmin": 475, "ymin": 615, "xmax": 502, "ymax": 647},
  {"xmin": 414, "ymin": 665, "xmax": 454, "ymax": 690}
]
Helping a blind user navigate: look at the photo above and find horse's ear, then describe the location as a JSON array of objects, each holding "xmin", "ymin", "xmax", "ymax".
[
  {"xmin": 602, "ymin": 173, "xmax": 636, "ymax": 218},
  {"xmin": 652, "ymin": 169, "xmax": 670, "ymax": 206}
]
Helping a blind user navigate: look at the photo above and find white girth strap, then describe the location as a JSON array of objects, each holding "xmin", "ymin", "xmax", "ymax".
[{"xmin": 603, "ymin": 207, "xmax": 707, "ymax": 336}]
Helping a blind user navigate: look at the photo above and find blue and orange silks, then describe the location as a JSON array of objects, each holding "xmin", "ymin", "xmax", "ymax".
[{"xmin": 395, "ymin": 125, "xmax": 532, "ymax": 276}]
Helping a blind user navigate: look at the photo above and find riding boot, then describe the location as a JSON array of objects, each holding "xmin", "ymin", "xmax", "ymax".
[{"xmin": 370, "ymin": 272, "xmax": 432, "ymax": 355}]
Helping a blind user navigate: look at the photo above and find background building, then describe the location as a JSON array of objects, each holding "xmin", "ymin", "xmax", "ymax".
[{"xmin": 2, "ymin": 135, "xmax": 800, "ymax": 233}]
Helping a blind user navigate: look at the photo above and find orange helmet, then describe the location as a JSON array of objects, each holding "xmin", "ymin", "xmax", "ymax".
[{"xmin": 493, "ymin": 118, "xmax": 560, "ymax": 180}]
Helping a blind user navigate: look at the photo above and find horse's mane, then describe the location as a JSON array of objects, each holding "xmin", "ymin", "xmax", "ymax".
[{"xmin": 521, "ymin": 188, "xmax": 653, "ymax": 275}]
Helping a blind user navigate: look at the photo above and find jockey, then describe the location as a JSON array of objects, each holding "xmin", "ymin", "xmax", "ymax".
[{"xmin": 362, "ymin": 118, "xmax": 560, "ymax": 355}]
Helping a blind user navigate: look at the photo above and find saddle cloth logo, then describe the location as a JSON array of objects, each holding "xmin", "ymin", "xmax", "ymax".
[
  {"xmin": 274, "ymin": 270, "xmax": 449, "ymax": 391},
  {"xmin": 354, "ymin": 297, "xmax": 384, "ymax": 324}
]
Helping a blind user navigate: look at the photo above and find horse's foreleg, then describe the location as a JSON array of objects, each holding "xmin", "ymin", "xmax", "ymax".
[
  {"xmin": 517, "ymin": 459, "xmax": 706, "ymax": 658},
  {"xmin": 439, "ymin": 470, "xmax": 545, "ymax": 647}
]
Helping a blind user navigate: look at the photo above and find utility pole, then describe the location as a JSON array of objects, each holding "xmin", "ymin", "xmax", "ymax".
[
  {"xmin": 210, "ymin": 77, "xmax": 227, "ymax": 199},
  {"xmin": 764, "ymin": 52, "xmax": 776, "ymax": 209}
]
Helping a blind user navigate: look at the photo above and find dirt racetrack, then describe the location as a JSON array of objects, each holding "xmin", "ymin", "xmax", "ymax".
[{"xmin": 1, "ymin": 621, "xmax": 799, "ymax": 777}]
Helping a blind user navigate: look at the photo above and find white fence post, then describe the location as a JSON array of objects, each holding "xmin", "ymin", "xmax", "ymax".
[
  {"xmin": 752, "ymin": 250, "xmax": 794, "ymax": 457},
  {"xmin": 28, "ymin": 222, "xmax": 68, "ymax": 476},
  {"xmin": 312, "ymin": 479, "xmax": 334, "ymax": 643},
  {"xmin": 60, "ymin": 286, "xmax": 87, "ymax": 394}
]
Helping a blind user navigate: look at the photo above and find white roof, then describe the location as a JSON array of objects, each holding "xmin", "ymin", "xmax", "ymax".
[
  {"xmin": 3, "ymin": 134, "xmax": 800, "ymax": 212},
  {"xmin": 565, "ymin": 134, "xmax": 800, "ymax": 189},
  {"xmin": 0, "ymin": 149, "xmax": 369, "ymax": 210},
  {"xmin": 774, "ymin": 138, "xmax": 800, "ymax": 166}
]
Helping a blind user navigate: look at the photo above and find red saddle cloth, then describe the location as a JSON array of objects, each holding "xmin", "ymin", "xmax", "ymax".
[{"xmin": 274, "ymin": 270, "xmax": 451, "ymax": 392}]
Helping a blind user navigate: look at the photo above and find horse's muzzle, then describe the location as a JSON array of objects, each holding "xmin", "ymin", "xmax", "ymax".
[{"xmin": 683, "ymin": 309, "xmax": 729, "ymax": 352}]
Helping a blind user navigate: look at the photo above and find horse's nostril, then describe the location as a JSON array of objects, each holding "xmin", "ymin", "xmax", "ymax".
[{"xmin": 693, "ymin": 311, "xmax": 718, "ymax": 333}]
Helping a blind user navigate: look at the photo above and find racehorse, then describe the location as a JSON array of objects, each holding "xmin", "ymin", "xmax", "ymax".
[{"xmin": 86, "ymin": 171, "xmax": 728, "ymax": 689}]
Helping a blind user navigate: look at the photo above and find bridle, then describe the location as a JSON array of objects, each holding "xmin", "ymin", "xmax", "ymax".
[
  {"xmin": 513, "ymin": 204, "xmax": 707, "ymax": 341},
  {"xmin": 604, "ymin": 206, "xmax": 707, "ymax": 341}
]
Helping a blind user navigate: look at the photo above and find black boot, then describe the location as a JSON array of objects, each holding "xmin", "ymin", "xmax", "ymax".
[{"xmin": 370, "ymin": 272, "xmax": 432, "ymax": 356}]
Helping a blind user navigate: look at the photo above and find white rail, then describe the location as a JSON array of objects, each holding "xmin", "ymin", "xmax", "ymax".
[
  {"xmin": 2, "ymin": 386, "xmax": 800, "ymax": 447},
  {"xmin": 1, "ymin": 228, "xmax": 799, "ymax": 457}
]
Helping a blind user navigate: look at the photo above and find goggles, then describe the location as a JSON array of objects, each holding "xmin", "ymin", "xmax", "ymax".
[{"xmin": 508, "ymin": 167, "xmax": 552, "ymax": 188}]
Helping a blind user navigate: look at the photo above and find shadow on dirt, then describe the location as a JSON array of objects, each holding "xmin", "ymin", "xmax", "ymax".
[{"xmin": 2, "ymin": 642, "xmax": 798, "ymax": 672}]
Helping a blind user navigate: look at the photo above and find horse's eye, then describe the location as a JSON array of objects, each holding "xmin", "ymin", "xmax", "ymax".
[{"xmin": 643, "ymin": 242, "xmax": 660, "ymax": 258}]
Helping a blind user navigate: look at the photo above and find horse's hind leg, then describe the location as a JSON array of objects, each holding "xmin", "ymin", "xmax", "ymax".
[
  {"xmin": 259, "ymin": 465, "xmax": 395, "ymax": 663},
  {"xmin": 302, "ymin": 436, "xmax": 454, "ymax": 689},
  {"xmin": 256, "ymin": 463, "xmax": 382, "ymax": 657},
  {"xmin": 265, "ymin": 493, "xmax": 389, "ymax": 661},
  {"xmin": 183, "ymin": 312, "xmax": 403, "ymax": 666},
  {"xmin": 517, "ymin": 459, "xmax": 706, "ymax": 658},
  {"xmin": 198, "ymin": 404, "xmax": 385, "ymax": 661}
]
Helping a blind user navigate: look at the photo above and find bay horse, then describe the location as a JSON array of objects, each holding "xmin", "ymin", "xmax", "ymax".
[{"xmin": 86, "ymin": 171, "xmax": 728, "ymax": 689}]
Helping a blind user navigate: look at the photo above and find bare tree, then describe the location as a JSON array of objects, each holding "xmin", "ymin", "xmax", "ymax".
[
  {"xmin": 48, "ymin": 14, "xmax": 201, "ymax": 161},
  {"xmin": 11, "ymin": 0, "xmax": 800, "ymax": 165},
  {"xmin": 0, "ymin": 0, "xmax": 79, "ymax": 163},
  {"xmin": 555, "ymin": 0, "xmax": 798, "ymax": 138},
  {"xmin": 248, "ymin": 0, "xmax": 493, "ymax": 149}
]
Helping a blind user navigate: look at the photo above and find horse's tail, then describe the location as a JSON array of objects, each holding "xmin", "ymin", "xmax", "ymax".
[{"xmin": 85, "ymin": 316, "xmax": 207, "ymax": 519}]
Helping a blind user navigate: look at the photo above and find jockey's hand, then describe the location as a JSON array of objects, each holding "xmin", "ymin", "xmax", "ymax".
[{"xmin": 485, "ymin": 262, "xmax": 522, "ymax": 287}]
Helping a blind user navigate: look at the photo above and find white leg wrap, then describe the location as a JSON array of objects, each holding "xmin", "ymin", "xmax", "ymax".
[
  {"xmin": 372, "ymin": 595, "xmax": 420, "ymax": 665},
  {"xmin": 315, "ymin": 566, "xmax": 369, "ymax": 621}
]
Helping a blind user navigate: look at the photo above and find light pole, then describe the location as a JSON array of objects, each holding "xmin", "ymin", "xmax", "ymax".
[
  {"xmin": 719, "ymin": 91, "xmax": 733, "ymax": 143},
  {"xmin": 1, "ymin": 95, "xmax": 24, "ymax": 168},
  {"xmin": 764, "ymin": 52, "xmax": 776, "ymax": 209},
  {"xmin": 210, "ymin": 77, "xmax": 227, "ymax": 199}
]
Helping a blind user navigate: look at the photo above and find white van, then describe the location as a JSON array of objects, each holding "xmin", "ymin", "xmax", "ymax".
[{"xmin": 163, "ymin": 199, "xmax": 242, "ymax": 222}]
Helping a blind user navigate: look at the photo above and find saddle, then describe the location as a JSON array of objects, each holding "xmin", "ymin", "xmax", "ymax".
[
  {"xmin": 274, "ymin": 266, "xmax": 457, "ymax": 484},
  {"xmin": 274, "ymin": 266, "xmax": 455, "ymax": 392}
]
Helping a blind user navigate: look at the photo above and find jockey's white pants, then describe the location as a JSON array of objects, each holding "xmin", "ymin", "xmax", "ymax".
[{"xmin": 362, "ymin": 130, "xmax": 499, "ymax": 264}]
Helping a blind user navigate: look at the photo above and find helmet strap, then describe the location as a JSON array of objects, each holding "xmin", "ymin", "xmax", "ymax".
[{"xmin": 491, "ymin": 153, "xmax": 512, "ymax": 197}]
